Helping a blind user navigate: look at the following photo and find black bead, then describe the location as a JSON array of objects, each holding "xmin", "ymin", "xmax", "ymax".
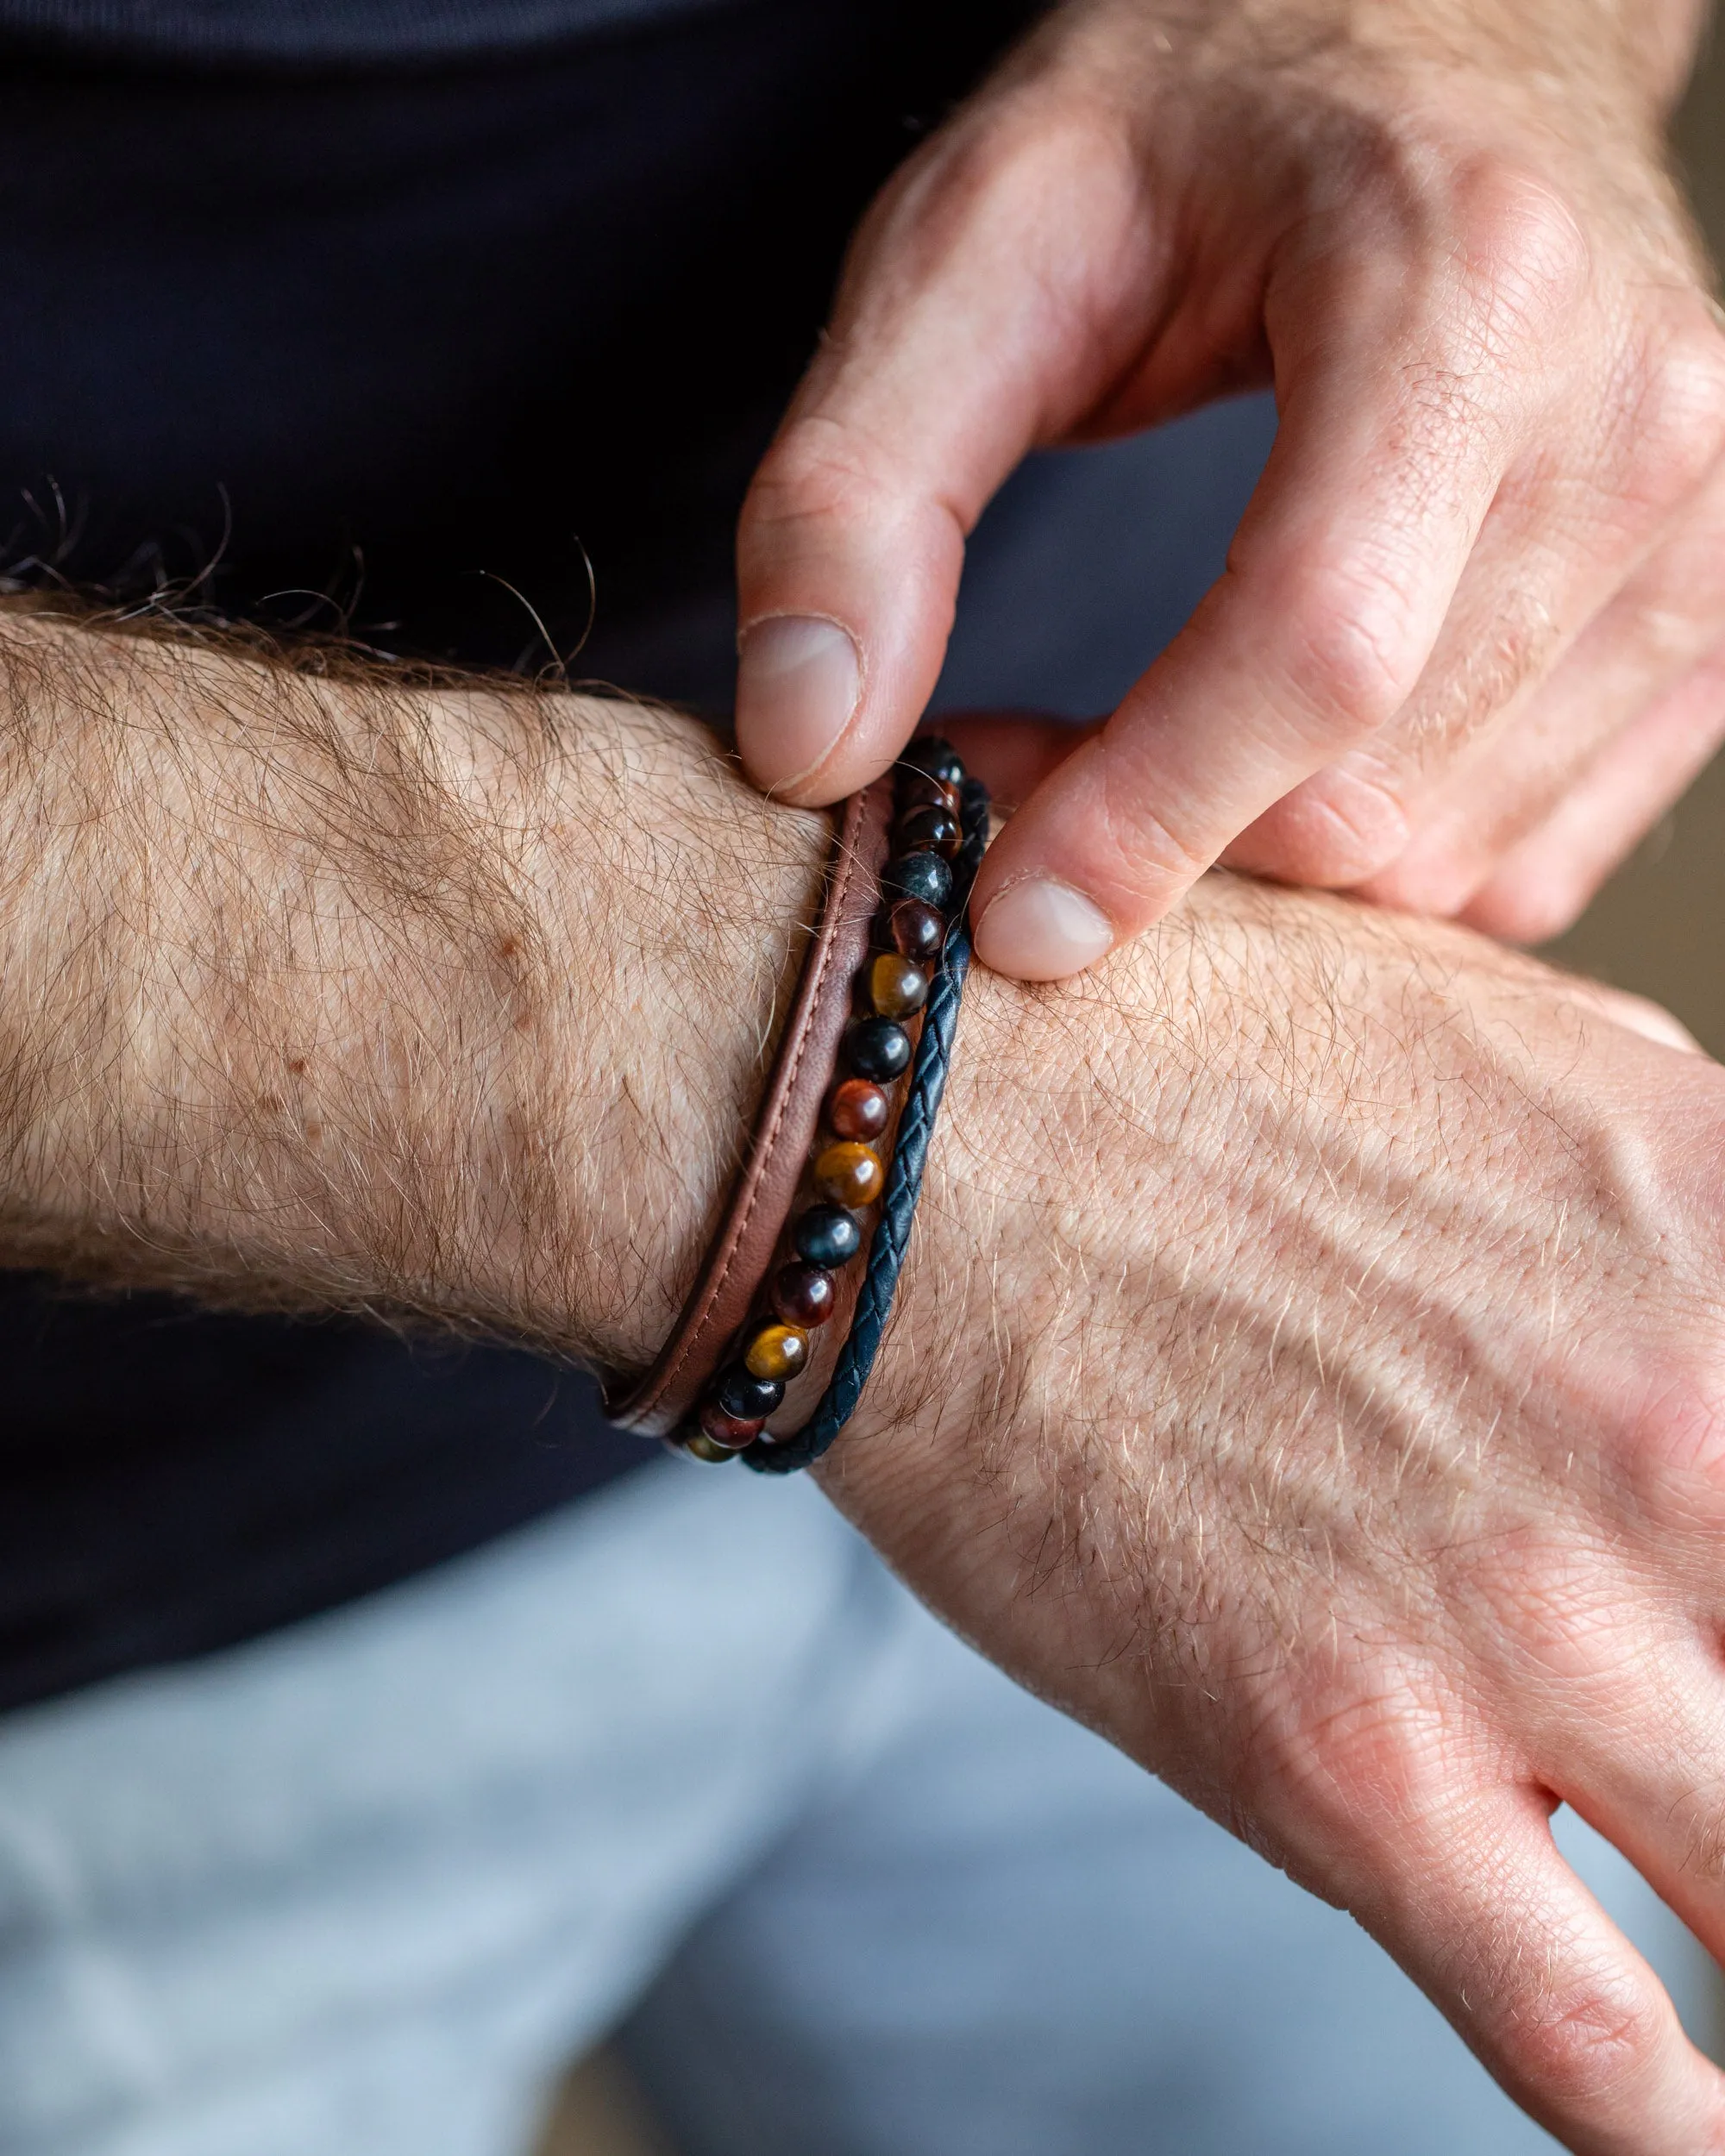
[
  {"xmin": 884, "ymin": 851, "xmax": 953, "ymax": 909},
  {"xmin": 898, "ymin": 805, "xmax": 961, "ymax": 858},
  {"xmin": 796, "ymin": 1205, "xmax": 863, "ymax": 1267},
  {"xmin": 845, "ymin": 1015, "xmax": 913, "ymax": 1081},
  {"xmin": 958, "ymin": 774, "xmax": 988, "ymax": 825},
  {"xmin": 715, "ymin": 1365, "xmax": 785, "ymax": 1421},
  {"xmin": 901, "ymin": 736, "xmax": 963, "ymax": 787}
]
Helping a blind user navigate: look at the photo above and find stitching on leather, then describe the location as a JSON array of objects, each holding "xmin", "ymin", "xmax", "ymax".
[{"xmin": 630, "ymin": 785, "xmax": 879, "ymax": 1415}]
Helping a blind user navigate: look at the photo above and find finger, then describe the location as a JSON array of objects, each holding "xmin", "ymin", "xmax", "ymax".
[
  {"xmin": 1326, "ymin": 1782, "xmax": 1725, "ymax": 2153},
  {"xmin": 734, "ymin": 104, "xmax": 1159, "ymax": 805},
  {"xmin": 1461, "ymin": 640, "xmax": 1725, "ymax": 943},
  {"xmin": 969, "ymin": 173, "xmax": 1565, "ymax": 976},
  {"xmin": 1554, "ymin": 978, "xmax": 1703, "ymax": 1055},
  {"xmin": 1232, "ymin": 311, "xmax": 1725, "ymax": 899},
  {"xmin": 1531, "ymin": 1651, "xmax": 1725, "ymax": 2006},
  {"xmin": 1357, "ymin": 453, "xmax": 1725, "ymax": 917},
  {"xmin": 937, "ymin": 711, "xmax": 1099, "ymax": 812}
]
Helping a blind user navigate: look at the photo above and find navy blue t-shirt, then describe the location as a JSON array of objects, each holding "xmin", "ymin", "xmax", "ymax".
[{"xmin": 0, "ymin": 0, "xmax": 1045, "ymax": 1712}]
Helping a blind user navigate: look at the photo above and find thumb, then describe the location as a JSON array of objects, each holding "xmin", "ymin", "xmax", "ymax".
[{"xmin": 735, "ymin": 107, "xmax": 1153, "ymax": 805}]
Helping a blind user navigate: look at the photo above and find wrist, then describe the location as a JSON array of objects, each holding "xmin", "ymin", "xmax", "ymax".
[
  {"xmin": 494, "ymin": 689, "xmax": 831, "ymax": 1374},
  {"xmin": 0, "ymin": 612, "xmax": 831, "ymax": 1368}
]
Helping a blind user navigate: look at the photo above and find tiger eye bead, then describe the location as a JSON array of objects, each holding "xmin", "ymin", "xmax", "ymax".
[
  {"xmin": 815, "ymin": 1140, "xmax": 884, "ymax": 1208},
  {"xmin": 683, "ymin": 1431, "xmax": 735, "ymax": 1463},
  {"xmin": 829, "ymin": 1076, "xmax": 890, "ymax": 1140},
  {"xmin": 888, "ymin": 899, "xmax": 944, "ymax": 963},
  {"xmin": 845, "ymin": 1016, "xmax": 912, "ymax": 1082},
  {"xmin": 795, "ymin": 1205, "xmax": 862, "ymax": 1267},
  {"xmin": 869, "ymin": 952, "xmax": 928, "ymax": 1019},
  {"xmin": 773, "ymin": 1261, "xmax": 837, "ymax": 1327},
  {"xmin": 714, "ymin": 1365, "xmax": 784, "ymax": 1421},
  {"xmin": 699, "ymin": 1400, "xmax": 764, "ymax": 1449},
  {"xmin": 897, "ymin": 805, "xmax": 961, "ymax": 859},
  {"xmin": 900, "ymin": 771, "xmax": 961, "ymax": 818},
  {"xmin": 884, "ymin": 851, "xmax": 953, "ymax": 909},
  {"xmin": 744, "ymin": 1321, "xmax": 809, "ymax": 1382}
]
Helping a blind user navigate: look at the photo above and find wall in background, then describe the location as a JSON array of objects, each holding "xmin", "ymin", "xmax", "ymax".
[{"xmin": 1547, "ymin": 34, "xmax": 1725, "ymax": 1048}]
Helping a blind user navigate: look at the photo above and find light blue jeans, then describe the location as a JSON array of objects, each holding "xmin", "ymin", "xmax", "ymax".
[{"xmin": 0, "ymin": 1458, "xmax": 1708, "ymax": 2156}]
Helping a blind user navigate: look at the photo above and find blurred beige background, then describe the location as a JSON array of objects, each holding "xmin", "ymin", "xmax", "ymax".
[
  {"xmin": 1552, "ymin": 26, "xmax": 1725, "ymax": 1044},
  {"xmin": 541, "ymin": 42, "xmax": 1725, "ymax": 2154}
]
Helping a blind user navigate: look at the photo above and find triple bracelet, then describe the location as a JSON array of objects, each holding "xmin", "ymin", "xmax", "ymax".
[{"xmin": 603, "ymin": 737, "xmax": 988, "ymax": 1473}]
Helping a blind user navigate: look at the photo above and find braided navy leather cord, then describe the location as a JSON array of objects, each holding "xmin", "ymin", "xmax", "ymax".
[{"xmin": 743, "ymin": 774, "xmax": 989, "ymax": 1475}]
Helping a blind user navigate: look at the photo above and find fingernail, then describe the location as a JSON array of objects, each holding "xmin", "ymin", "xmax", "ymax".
[
  {"xmin": 975, "ymin": 878, "xmax": 1113, "ymax": 981},
  {"xmin": 737, "ymin": 617, "xmax": 861, "ymax": 791}
]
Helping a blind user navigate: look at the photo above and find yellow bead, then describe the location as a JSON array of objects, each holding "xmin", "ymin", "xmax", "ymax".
[
  {"xmin": 744, "ymin": 1322, "xmax": 810, "ymax": 1382},
  {"xmin": 683, "ymin": 1432, "xmax": 735, "ymax": 1463},
  {"xmin": 814, "ymin": 1140, "xmax": 884, "ymax": 1207},
  {"xmin": 869, "ymin": 952, "xmax": 928, "ymax": 1020}
]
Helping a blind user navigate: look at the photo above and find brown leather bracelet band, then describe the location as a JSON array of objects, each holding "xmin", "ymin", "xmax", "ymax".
[{"xmin": 601, "ymin": 773, "xmax": 896, "ymax": 1439}]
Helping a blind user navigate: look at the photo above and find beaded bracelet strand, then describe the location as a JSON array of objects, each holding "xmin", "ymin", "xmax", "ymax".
[
  {"xmin": 678, "ymin": 739, "xmax": 988, "ymax": 1466},
  {"xmin": 743, "ymin": 770, "xmax": 987, "ymax": 1473}
]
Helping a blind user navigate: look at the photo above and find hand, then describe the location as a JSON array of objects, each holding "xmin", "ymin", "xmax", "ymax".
[
  {"xmin": 733, "ymin": 0, "xmax": 1725, "ymax": 976},
  {"xmin": 823, "ymin": 832, "xmax": 1725, "ymax": 2153}
]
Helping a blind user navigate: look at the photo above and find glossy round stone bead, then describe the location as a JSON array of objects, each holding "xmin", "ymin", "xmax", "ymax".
[
  {"xmin": 773, "ymin": 1260, "xmax": 837, "ymax": 1328},
  {"xmin": 683, "ymin": 1430, "xmax": 735, "ymax": 1463},
  {"xmin": 795, "ymin": 1204, "xmax": 862, "ymax": 1267},
  {"xmin": 900, "ymin": 770, "xmax": 961, "ymax": 818},
  {"xmin": 902, "ymin": 736, "xmax": 963, "ymax": 787},
  {"xmin": 869, "ymin": 952, "xmax": 928, "ymax": 1019},
  {"xmin": 714, "ymin": 1364, "xmax": 784, "ymax": 1421},
  {"xmin": 699, "ymin": 1399, "xmax": 764, "ymax": 1449},
  {"xmin": 888, "ymin": 899, "xmax": 944, "ymax": 963},
  {"xmin": 897, "ymin": 805, "xmax": 961, "ymax": 859},
  {"xmin": 845, "ymin": 1015, "xmax": 912, "ymax": 1082},
  {"xmin": 828, "ymin": 1075, "xmax": 890, "ymax": 1141},
  {"xmin": 884, "ymin": 850, "xmax": 953, "ymax": 909},
  {"xmin": 815, "ymin": 1139, "xmax": 884, "ymax": 1208},
  {"xmin": 744, "ymin": 1320, "xmax": 810, "ymax": 1382}
]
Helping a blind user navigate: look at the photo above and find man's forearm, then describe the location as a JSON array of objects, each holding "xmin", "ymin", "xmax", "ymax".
[{"xmin": 0, "ymin": 606, "xmax": 828, "ymax": 1372}]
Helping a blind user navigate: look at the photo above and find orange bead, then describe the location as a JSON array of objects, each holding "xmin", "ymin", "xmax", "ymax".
[
  {"xmin": 683, "ymin": 1432, "xmax": 735, "ymax": 1463},
  {"xmin": 744, "ymin": 1322, "xmax": 810, "ymax": 1382},
  {"xmin": 829, "ymin": 1076, "xmax": 890, "ymax": 1141},
  {"xmin": 869, "ymin": 952, "xmax": 928, "ymax": 1020},
  {"xmin": 699, "ymin": 1399, "xmax": 763, "ymax": 1449},
  {"xmin": 815, "ymin": 1140, "xmax": 884, "ymax": 1208}
]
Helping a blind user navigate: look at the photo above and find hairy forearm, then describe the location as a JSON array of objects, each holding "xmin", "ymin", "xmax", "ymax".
[{"xmin": 0, "ymin": 608, "xmax": 827, "ymax": 1370}]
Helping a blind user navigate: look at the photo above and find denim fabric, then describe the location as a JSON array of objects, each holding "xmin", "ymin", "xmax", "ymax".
[{"xmin": 0, "ymin": 1459, "xmax": 1707, "ymax": 2155}]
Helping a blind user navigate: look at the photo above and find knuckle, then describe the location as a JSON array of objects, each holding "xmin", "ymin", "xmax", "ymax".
[
  {"xmin": 1268, "ymin": 548, "xmax": 1427, "ymax": 741},
  {"xmin": 1626, "ymin": 316, "xmax": 1725, "ymax": 504},
  {"xmin": 743, "ymin": 418, "xmax": 897, "ymax": 541},
  {"xmin": 1241, "ymin": 1655, "xmax": 1459, "ymax": 1839},
  {"xmin": 1466, "ymin": 1534, "xmax": 1633, "ymax": 1680},
  {"xmin": 1448, "ymin": 160, "xmax": 1593, "ymax": 355},
  {"xmin": 1617, "ymin": 1363, "xmax": 1725, "ymax": 1529},
  {"xmin": 1508, "ymin": 1965, "xmax": 1666, "ymax": 2108}
]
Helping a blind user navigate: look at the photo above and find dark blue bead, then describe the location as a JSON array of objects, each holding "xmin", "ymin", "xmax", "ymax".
[
  {"xmin": 715, "ymin": 1365, "xmax": 785, "ymax": 1421},
  {"xmin": 901, "ymin": 736, "xmax": 963, "ymax": 787},
  {"xmin": 884, "ymin": 851, "xmax": 953, "ymax": 908},
  {"xmin": 795, "ymin": 1205, "xmax": 862, "ymax": 1267},
  {"xmin": 846, "ymin": 1016, "xmax": 912, "ymax": 1081}
]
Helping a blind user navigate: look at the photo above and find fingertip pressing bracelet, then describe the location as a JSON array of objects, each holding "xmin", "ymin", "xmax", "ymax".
[{"xmin": 602, "ymin": 737, "xmax": 989, "ymax": 1472}]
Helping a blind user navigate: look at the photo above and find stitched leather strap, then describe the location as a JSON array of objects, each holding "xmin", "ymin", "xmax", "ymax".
[{"xmin": 602, "ymin": 774, "xmax": 895, "ymax": 1438}]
